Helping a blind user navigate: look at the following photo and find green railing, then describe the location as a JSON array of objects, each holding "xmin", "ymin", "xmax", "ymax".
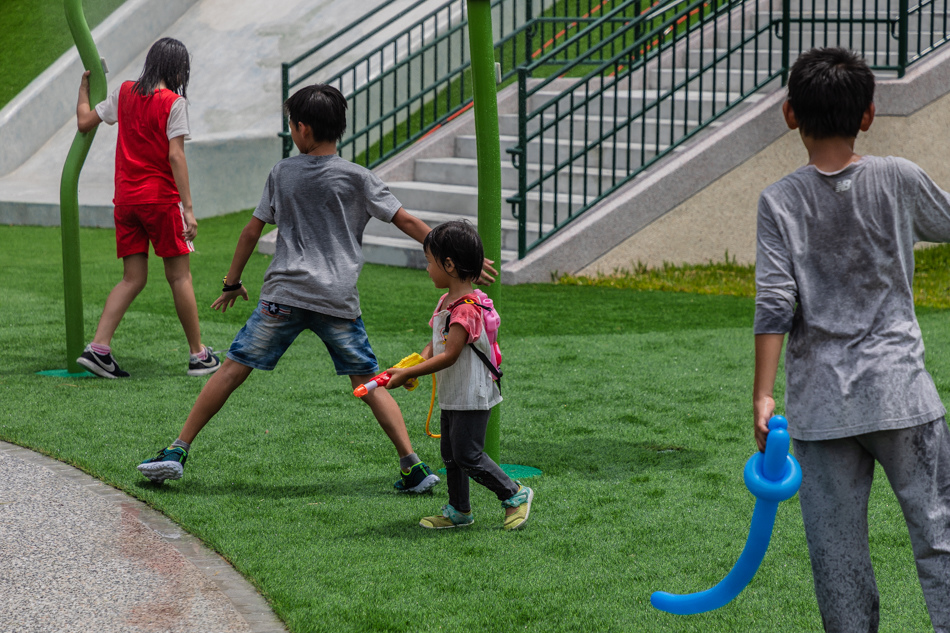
[
  {"xmin": 281, "ymin": 0, "xmax": 948, "ymax": 260},
  {"xmin": 280, "ymin": 0, "xmax": 656, "ymax": 164},
  {"xmin": 507, "ymin": 0, "xmax": 950, "ymax": 257}
]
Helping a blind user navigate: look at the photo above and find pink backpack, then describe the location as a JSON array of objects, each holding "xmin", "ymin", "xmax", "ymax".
[{"xmin": 445, "ymin": 289, "xmax": 502, "ymax": 383}]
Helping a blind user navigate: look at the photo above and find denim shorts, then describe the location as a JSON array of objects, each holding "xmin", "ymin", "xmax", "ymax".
[{"xmin": 227, "ymin": 301, "xmax": 379, "ymax": 375}]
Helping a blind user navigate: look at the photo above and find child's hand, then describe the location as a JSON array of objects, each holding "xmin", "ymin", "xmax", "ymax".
[
  {"xmin": 476, "ymin": 258, "xmax": 498, "ymax": 285},
  {"xmin": 211, "ymin": 286, "xmax": 248, "ymax": 312},
  {"xmin": 753, "ymin": 395, "xmax": 776, "ymax": 452},
  {"xmin": 79, "ymin": 70, "xmax": 91, "ymax": 94},
  {"xmin": 384, "ymin": 367, "xmax": 411, "ymax": 390},
  {"xmin": 181, "ymin": 210, "xmax": 198, "ymax": 242}
]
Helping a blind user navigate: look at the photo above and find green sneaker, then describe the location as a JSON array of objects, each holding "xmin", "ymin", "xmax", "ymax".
[
  {"xmin": 393, "ymin": 461, "xmax": 440, "ymax": 493},
  {"xmin": 137, "ymin": 446, "xmax": 188, "ymax": 483},
  {"xmin": 502, "ymin": 484, "xmax": 534, "ymax": 531},
  {"xmin": 420, "ymin": 504, "xmax": 474, "ymax": 529}
]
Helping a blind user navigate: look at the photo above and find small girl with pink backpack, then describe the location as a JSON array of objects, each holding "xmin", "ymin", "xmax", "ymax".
[{"xmin": 384, "ymin": 220, "xmax": 534, "ymax": 531}]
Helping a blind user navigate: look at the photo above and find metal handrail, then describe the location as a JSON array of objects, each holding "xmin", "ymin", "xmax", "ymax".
[
  {"xmin": 506, "ymin": 0, "xmax": 950, "ymax": 257},
  {"xmin": 279, "ymin": 0, "xmax": 950, "ymax": 261}
]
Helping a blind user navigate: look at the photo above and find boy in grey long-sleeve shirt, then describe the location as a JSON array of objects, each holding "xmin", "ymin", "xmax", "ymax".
[{"xmin": 753, "ymin": 48, "xmax": 950, "ymax": 632}]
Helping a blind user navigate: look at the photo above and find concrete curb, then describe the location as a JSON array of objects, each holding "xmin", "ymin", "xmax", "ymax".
[{"xmin": 0, "ymin": 440, "xmax": 287, "ymax": 633}]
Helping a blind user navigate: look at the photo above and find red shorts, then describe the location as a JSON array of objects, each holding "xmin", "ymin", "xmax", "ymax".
[{"xmin": 114, "ymin": 202, "xmax": 194, "ymax": 259}]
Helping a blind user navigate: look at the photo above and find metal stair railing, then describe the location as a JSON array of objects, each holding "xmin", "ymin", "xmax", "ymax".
[
  {"xmin": 507, "ymin": 0, "xmax": 950, "ymax": 258},
  {"xmin": 280, "ymin": 0, "xmax": 658, "ymax": 166}
]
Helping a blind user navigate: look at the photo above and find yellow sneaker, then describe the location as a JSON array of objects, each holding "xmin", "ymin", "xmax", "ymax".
[
  {"xmin": 502, "ymin": 484, "xmax": 534, "ymax": 531},
  {"xmin": 420, "ymin": 504, "xmax": 474, "ymax": 529}
]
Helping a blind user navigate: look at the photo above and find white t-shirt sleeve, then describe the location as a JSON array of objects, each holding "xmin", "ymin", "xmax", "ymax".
[
  {"xmin": 166, "ymin": 98, "xmax": 190, "ymax": 140},
  {"xmin": 93, "ymin": 87, "xmax": 120, "ymax": 125}
]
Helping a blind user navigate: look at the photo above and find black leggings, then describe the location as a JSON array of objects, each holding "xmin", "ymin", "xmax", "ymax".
[{"xmin": 440, "ymin": 409, "xmax": 520, "ymax": 513}]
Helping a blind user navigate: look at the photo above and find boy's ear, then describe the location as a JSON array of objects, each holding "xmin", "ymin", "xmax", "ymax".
[
  {"xmin": 443, "ymin": 257, "xmax": 456, "ymax": 273},
  {"xmin": 782, "ymin": 101, "xmax": 798, "ymax": 130},
  {"xmin": 859, "ymin": 103, "xmax": 875, "ymax": 132}
]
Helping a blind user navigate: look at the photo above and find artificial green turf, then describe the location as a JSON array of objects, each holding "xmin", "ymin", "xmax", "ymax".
[
  {"xmin": 0, "ymin": 213, "xmax": 943, "ymax": 632},
  {"xmin": 0, "ymin": 0, "xmax": 126, "ymax": 109}
]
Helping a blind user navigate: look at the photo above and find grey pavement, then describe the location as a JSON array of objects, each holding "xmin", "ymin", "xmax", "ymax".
[{"xmin": 0, "ymin": 441, "xmax": 286, "ymax": 633}]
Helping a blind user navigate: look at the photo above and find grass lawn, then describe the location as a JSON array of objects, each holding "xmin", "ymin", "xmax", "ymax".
[
  {"xmin": 0, "ymin": 0, "xmax": 126, "ymax": 109},
  {"xmin": 1, "ymin": 211, "xmax": 947, "ymax": 632}
]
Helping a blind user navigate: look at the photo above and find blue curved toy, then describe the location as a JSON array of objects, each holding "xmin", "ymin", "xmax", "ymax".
[{"xmin": 651, "ymin": 415, "xmax": 802, "ymax": 615}]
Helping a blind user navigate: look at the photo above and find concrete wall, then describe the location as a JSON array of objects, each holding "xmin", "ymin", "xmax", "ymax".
[{"xmin": 575, "ymin": 50, "xmax": 950, "ymax": 275}]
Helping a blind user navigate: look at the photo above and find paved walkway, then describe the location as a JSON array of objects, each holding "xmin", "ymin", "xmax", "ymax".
[{"xmin": 0, "ymin": 441, "xmax": 286, "ymax": 633}]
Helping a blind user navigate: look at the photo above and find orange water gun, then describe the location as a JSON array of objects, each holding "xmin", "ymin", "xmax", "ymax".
[{"xmin": 353, "ymin": 353, "xmax": 425, "ymax": 397}]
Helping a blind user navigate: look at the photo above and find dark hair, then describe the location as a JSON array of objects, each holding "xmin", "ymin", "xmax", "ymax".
[
  {"xmin": 284, "ymin": 84, "xmax": 348, "ymax": 143},
  {"xmin": 787, "ymin": 47, "xmax": 875, "ymax": 139},
  {"xmin": 423, "ymin": 220, "xmax": 484, "ymax": 282},
  {"xmin": 133, "ymin": 38, "xmax": 190, "ymax": 98}
]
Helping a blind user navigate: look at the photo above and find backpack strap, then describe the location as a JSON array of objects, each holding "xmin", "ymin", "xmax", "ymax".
[{"xmin": 442, "ymin": 300, "xmax": 503, "ymax": 387}]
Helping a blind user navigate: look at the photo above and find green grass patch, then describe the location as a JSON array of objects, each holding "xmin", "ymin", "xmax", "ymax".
[
  {"xmin": 1, "ymin": 212, "xmax": 945, "ymax": 631},
  {"xmin": 557, "ymin": 245, "xmax": 950, "ymax": 309},
  {"xmin": 0, "ymin": 0, "xmax": 126, "ymax": 109}
]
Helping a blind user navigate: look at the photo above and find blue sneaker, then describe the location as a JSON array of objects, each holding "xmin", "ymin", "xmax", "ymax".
[
  {"xmin": 393, "ymin": 462, "xmax": 440, "ymax": 493},
  {"xmin": 138, "ymin": 446, "xmax": 188, "ymax": 483},
  {"xmin": 420, "ymin": 504, "xmax": 474, "ymax": 529}
]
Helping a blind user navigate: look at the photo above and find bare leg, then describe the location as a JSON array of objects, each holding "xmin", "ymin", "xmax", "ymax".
[
  {"xmin": 178, "ymin": 359, "xmax": 253, "ymax": 444},
  {"xmin": 163, "ymin": 253, "xmax": 203, "ymax": 355},
  {"xmin": 92, "ymin": 253, "xmax": 148, "ymax": 346},
  {"xmin": 351, "ymin": 374, "xmax": 413, "ymax": 458}
]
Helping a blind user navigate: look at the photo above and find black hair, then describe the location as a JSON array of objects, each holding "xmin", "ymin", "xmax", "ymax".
[
  {"xmin": 284, "ymin": 84, "xmax": 348, "ymax": 143},
  {"xmin": 423, "ymin": 220, "xmax": 484, "ymax": 282},
  {"xmin": 133, "ymin": 38, "xmax": 191, "ymax": 98},
  {"xmin": 787, "ymin": 47, "xmax": 875, "ymax": 139}
]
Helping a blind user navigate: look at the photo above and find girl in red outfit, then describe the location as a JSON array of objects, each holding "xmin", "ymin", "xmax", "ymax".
[{"xmin": 75, "ymin": 38, "xmax": 219, "ymax": 378}]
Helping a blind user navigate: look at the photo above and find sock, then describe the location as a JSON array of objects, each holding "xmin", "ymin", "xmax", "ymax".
[
  {"xmin": 171, "ymin": 439, "xmax": 191, "ymax": 452},
  {"xmin": 190, "ymin": 346, "xmax": 208, "ymax": 361},
  {"xmin": 90, "ymin": 343, "xmax": 111, "ymax": 355},
  {"xmin": 399, "ymin": 452, "xmax": 420, "ymax": 472}
]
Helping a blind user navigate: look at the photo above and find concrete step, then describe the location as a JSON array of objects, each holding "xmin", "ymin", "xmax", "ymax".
[
  {"xmin": 387, "ymin": 180, "xmax": 592, "ymax": 220},
  {"xmin": 365, "ymin": 207, "xmax": 553, "ymax": 253},
  {"xmin": 456, "ymin": 134, "xmax": 668, "ymax": 171},
  {"xmin": 528, "ymin": 88, "xmax": 768, "ymax": 120},
  {"xmin": 257, "ymin": 228, "xmax": 519, "ymax": 266},
  {"xmin": 648, "ymin": 66, "xmax": 781, "ymax": 90},
  {"xmin": 415, "ymin": 156, "xmax": 621, "ymax": 195},
  {"xmin": 498, "ymin": 112, "xmax": 722, "ymax": 142}
]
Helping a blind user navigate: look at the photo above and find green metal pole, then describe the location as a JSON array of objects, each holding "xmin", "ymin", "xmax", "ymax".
[
  {"xmin": 466, "ymin": 0, "xmax": 503, "ymax": 462},
  {"xmin": 60, "ymin": 0, "xmax": 105, "ymax": 374}
]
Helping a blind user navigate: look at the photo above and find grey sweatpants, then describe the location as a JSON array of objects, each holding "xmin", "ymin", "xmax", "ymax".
[
  {"xmin": 793, "ymin": 418, "xmax": 950, "ymax": 633},
  {"xmin": 440, "ymin": 409, "xmax": 519, "ymax": 513}
]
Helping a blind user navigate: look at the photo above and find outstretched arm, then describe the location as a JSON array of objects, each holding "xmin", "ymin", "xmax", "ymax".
[
  {"xmin": 753, "ymin": 333, "xmax": 785, "ymax": 452},
  {"xmin": 211, "ymin": 217, "xmax": 266, "ymax": 312},
  {"xmin": 391, "ymin": 208, "xmax": 498, "ymax": 284},
  {"xmin": 76, "ymin": 71, "xmax": 102, "ymax": 133},
  {"xmin": 385, "ymin": 324, "xmax": 467, "ymax": 389}
]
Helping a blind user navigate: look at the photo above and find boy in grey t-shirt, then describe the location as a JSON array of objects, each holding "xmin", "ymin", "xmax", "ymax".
[
  {"xmin": 753, "ymin": 48, "xmax": 950, "ymax": 631},
  {"xmin": 138, "ymin": 85, "xmax": 448, "ymax": 493}
]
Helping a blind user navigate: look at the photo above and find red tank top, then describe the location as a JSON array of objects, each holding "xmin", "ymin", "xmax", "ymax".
[{"xmin": 114, "ymin": 81, "xmax": 181, "ymax": 204}]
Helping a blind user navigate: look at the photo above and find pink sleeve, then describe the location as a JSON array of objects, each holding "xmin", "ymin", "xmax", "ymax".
[{"xmin": 448, "ymin": 303, "xmax": 483, "ymax": 345}]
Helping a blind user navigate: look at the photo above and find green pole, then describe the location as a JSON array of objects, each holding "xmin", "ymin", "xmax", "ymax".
[
  {"xmin": 59, "ymin": 0, "xmax": 105, "ymax": 374},
  {"xmin": 466, "ymin": 0, "xmax": 503, "ymax": 462}
]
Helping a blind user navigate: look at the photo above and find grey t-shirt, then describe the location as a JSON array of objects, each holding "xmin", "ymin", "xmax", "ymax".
[
  {"xmin": 253, "ymin": 154, "xmax": 402, "ymax": 319},
  {"xmin": 755, "ymin": 155, "xmax": 950, "ymax": 441}
]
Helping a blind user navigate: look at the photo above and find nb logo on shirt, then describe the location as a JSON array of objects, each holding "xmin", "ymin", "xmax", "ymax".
[{"xmin": 835, "ymin": 179, "xmax": 852, "ymax": 193}]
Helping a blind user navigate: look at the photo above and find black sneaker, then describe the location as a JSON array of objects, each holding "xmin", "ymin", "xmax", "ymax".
[
  {"xmin": 393, "ymin": 462, "xmax": 440, "ymax": 493},
  {"xmin": 76, "ymin": 344, "xmax": 130, "ymax": 378},
  {"xmin": 188, "ymin": 346, "xmax": 221, "ymax": 376}
]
